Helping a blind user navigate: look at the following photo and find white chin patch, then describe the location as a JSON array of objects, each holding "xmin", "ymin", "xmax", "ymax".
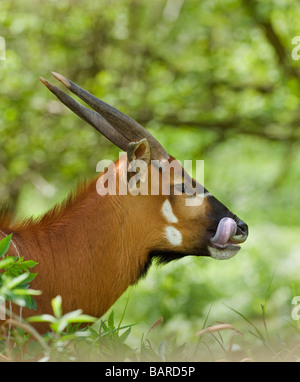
[
  {"xmin": 208, "ymin": 246, "xmax": 239, "ymax": 260},
  {"xmin": 165, "ymin": 226, "xmax": 182, "ymax": 246}
]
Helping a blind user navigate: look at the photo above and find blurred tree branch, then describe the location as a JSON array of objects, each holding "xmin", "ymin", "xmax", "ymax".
[
  {"xmin": 2, "ymin": 0, "xmax": 300, "ymax": 210},
  {"xmin": 241, "ymin": 0, "xmax": 300, "ymax": 79}
]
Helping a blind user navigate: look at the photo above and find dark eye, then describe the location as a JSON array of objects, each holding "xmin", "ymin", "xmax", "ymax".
[
  {"xmin": 175, "ymin": 182, "xmax": 198, "ymax": 197},
  {"xmin": 174, "ymin": 183, "xmax": 186, "ymax": 194}
]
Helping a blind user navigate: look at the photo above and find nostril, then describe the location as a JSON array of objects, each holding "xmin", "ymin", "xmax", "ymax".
[{"xmin": 237, "ymin": 220, "xmax": 248, "ymax": 237}]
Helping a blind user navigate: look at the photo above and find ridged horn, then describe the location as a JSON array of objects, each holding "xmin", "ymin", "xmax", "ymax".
[
  {"xmin": 42, "ymin": 72, "xmax": 169, "ymax": 160},
  {"xmin": 40, "ymin": 76, "xmax": 130, "ymax": 152}
]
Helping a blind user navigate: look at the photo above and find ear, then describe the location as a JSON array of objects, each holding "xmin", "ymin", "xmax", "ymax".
[
  {"xmin": 127, "ymin": 138, "xmax": 151, "ymax": 193},
  {"xmin": 127, "ymin": 138, "xmax": 151, "ymax": 165}
]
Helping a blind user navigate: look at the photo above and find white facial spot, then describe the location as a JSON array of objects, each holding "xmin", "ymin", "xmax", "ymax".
[
  {"xmin": 161, "ymin": 199, "xmax": 178, "ymax": 223},
  {"xmin": 165, "ymin": 226, "xmax": 182, "ymax": 246}
]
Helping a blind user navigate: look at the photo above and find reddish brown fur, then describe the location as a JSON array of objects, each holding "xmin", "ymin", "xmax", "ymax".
[
  {"xmin": 1, "ymin": 155, "xmax": 213, "ymax": 327},
  {"xmin": 1, "ymin": 75, "xmax": 248, "ymax": 333}
]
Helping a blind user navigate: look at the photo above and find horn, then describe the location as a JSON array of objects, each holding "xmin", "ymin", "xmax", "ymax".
[
  {"xmin": 43, "ymin": 72, "xmax": 169, "ymax": 160},
  {"xmin": 40, "ymin": 77, "xmax": 130, "ymax": 152}
]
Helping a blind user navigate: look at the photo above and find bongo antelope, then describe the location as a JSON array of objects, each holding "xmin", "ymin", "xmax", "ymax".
[{"xmin": 0, "ymin": 72, "xmax": 248, "ymax": 322}]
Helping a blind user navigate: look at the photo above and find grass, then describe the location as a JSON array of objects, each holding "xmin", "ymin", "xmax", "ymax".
[{"xmin": 1, "ymin": 295, "xmax": 300, "ymax": 362}]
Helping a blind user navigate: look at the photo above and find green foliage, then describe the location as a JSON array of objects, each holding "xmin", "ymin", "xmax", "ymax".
[
  {"xmin": 27, "ymin": 295, "xmax": 96, "ymax": 334},
  {"xmin": 1, "ymin": 291, "xmax": 300, "ymax": 361},
  {"xmin": 1, "ymin": 0, "xmax": 300, "ymax": 361},
  {"xmin": 1, "ymin": 298, "xmax": 187, "ymax": 362},
  {"xmin": 0, "ymin": 235, "xmax": 40, "ymax": 309}
]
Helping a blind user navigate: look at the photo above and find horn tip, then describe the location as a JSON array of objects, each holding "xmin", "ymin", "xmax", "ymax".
[
  {"xmin": 51, "ymin": 71, "xmax": 71, "ymax": 88},
  {"xmin": 40, "ymin": 76, "xmax": 51, "ymax": 89}
]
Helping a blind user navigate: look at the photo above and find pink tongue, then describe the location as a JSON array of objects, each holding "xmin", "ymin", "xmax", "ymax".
[{"xmin": 211, "ymin": 218, "xmax": 237, "ymax": 246}]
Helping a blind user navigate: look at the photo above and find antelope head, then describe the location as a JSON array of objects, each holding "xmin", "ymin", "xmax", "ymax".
[{"xmin": 40, "ymin": 73, "xmax": 248, "ymax": 271}]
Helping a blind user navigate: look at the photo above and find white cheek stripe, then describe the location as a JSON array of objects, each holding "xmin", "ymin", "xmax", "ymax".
[
  {"xmin": 161, "ymin": 199, "xmax": 178, "ymax": 223},
  {"xmin": 165, "ymin": 226, "xmax": 182, "ymax": 246}
]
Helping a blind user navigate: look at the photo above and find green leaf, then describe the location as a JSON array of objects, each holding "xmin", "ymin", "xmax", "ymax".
[
  {"xmin": 22, "ymin": 272, "xmax": 38, "ymax": 284},
  {"xmin": 60, "ymin": 309, "xmax": 83, "ymax": 321},
  {"xmin": 51, "ymin": 295, "xmax": 62, "ymax": 318},
  {"xmin": 108, "ymin": 310, "xmax": 115, "ymax": 329},
  {"xmin": 12, "ymin": 288, "xmax": 42, "ymax": 296},
  {"xmin": 119, "ymin": 327, "xmax": 131, "ymax": 343},
  {"xmin": 56, "ymin": 313, "xmax": 96, "ymax": 333},
  {"xmin": 88, "ymin": 327, "xmax": 99, "ymax": 337},
  {"xmin": 0, "ymin": 257, "xmax": 15, "ymax": 269},
  {"xmin": 21, "ymin": 260, "xmax": 38, "ymax": 269},
  {"xmin": 101, "ymin": 320, "xmax": 108, "ymax": 332},
  {"xmin": 65, "ymin": 314, "xmax": 96, "ymax": 323},
  {"xmin": 0, "ymin": 234, "xmax": 12, "ymax": 257},
  {"xmin": 6, "ymin": 272, "xmax": 29, "ymax": 289},
  {"xmin": 27, "ymin": 314, "xmax": 57, "ymax": 323}
]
